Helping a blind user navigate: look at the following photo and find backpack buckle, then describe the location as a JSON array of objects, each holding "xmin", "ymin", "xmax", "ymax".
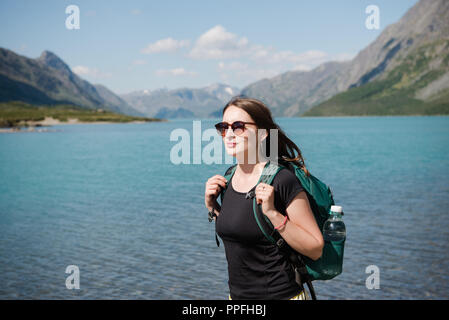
[
  {"xmin": 294, "ymin": 267, "xmax": 302, "ymax": 286},
  {"xmin": 276, "ymin": 238, "xmax": 285, "ymax": 248}
]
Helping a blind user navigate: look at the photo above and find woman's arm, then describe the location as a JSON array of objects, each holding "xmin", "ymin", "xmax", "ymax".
[
  {"xmin": 205, "ymin": 175, "xmax": 227, "ymax": 218},
  {"xmin": 265, "ymin": 191, "xmax": 324, "ymax": 261}
]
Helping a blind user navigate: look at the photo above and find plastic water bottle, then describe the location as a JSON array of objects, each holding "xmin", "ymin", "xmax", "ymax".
[
  {"xmin": 323, "ymin": 205, "xmax": 346, "ymax": 241},
  {"xmin": 321, "ymin": 205, "xmax": 346, "ymax": 278}
]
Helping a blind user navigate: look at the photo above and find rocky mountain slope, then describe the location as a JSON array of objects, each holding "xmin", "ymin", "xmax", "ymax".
[
  {"xmin": 241, "ymin": 0, "xmax": 449, "ymax": 116},
  {"xmin": 305, "ymin": 0, "xmax": 449, "ymax": 116},
  {"xmin": 0, "ymin": 48, "xmax": 143, "ymax": 116}
]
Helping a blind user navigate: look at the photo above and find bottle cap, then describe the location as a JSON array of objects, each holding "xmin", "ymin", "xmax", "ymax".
[{"xmin": 330, "ymin": 205, "xmax": 343, "ymax": 213}]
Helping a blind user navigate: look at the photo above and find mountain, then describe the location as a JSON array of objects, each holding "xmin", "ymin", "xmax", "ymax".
[
  {"xmin": 241, "ymin": 0, "xmax": 449, "ymax": 117},
  {"xmin": 304, "ymin": 0, "xmax": 449, "ymax": 116},
  {"xmin": 0, "ymin": 48, "xmax": 143, "ymax": 116},
  {"xmin": 93, "ymin": 84, "xmax": 145, "ymax": 117},
  {"xmin": 121, "ymin": 83, "xmax": 240, "ymax": 118},
  {"xmin": 241, "ymin": 61, "xmax": 351, "ymax": 117},
  {"xmin": 154, "ymin": 107, "xmax": 195, "ymax": 119}
]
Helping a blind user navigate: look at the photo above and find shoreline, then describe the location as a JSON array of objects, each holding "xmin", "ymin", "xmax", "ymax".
[
  {"xmin": 299, "ymin": 113, "xmax": 449, "ymax": 118},
  {"xmin": 0, "ymin": 116, "xmax": 166, "ymax": 133}
]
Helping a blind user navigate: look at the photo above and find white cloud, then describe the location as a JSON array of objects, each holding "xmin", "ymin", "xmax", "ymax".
[
  {"xmin": 216, "ymin": 61, "xmax": 281, "ymax": 84},
  {"xmin": 272, "ymin": 50, "xmax": 327, "ymax": 64},
  {"xmin": 250, "ymin": 45, "xmax": 271, "ymax": 60},
  {"xmin": 72, "ymin": 65, "xmax": 89, "ymax": 75},
  {"xmin": 131, "ymin": 9, "xmax": 142, "ymax": 15},
  {"xmin": 72, "ymin": 66, "xmax": 112, "ymax": 78},
  {"xmin": 189, "ymin": 25, "xmax": 250, "ymax": 60},
  {"xmin": 332, "ymin": 52, "xmax": 357, "ymax": 61},
  {"xmin": 141, "ymin": 37, "xmax": 190, "ymax": 54},
  {"xmin": 250, "ymin": 48, "xmax": 330, "ymax": 68},
  {"xmin": 189, "ymin": 25, "xmax": 348, "ymax": 71},
  {"xmin": 218, "ymin": 61, "xmax": 248, "ymax": 71},
  {"xmin": 155, "ymin": 68, "xmax": 198, "ymax": 77},
  {"xmin": 137, "ymin": 25, "xmax": 356, "ymax": 87},
  {"xmin": 292, "ymin": 64, "xmax": 312, "ymax": 71}
]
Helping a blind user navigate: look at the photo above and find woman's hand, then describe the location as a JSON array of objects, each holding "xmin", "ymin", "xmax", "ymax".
[
  {"xmin": 255, "ymin": 183, "xmax": 277, "ymax": 217},
  {"xmin": 204, "ymin": 175, "xmax": 227, "ymax": 212}
]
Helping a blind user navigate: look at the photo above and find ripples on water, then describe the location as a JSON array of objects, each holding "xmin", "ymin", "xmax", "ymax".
[{"xmin": 0, "ymin": 116, "xmax": 448, "ymax": 299}]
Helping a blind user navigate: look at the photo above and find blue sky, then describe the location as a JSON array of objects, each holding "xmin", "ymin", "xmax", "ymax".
[{"xmin": 0, "ymin": 0, "xmax": 418, "ymax": 94}]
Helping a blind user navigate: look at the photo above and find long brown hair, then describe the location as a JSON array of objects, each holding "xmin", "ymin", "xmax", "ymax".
[{"xmin": 222, "ymin": 96, "xmax": 310, "ymax": 176}]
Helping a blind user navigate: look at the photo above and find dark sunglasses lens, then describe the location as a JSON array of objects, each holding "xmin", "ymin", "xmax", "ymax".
[
  {"xmin": 232, "ymin": 122, "xmax": 245, "ymax": 135},
  {"xmin": 215, "ymin": 123, "xmax": 227, "ymax": 135}
]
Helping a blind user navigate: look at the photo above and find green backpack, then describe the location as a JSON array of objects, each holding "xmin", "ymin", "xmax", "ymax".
[{"xmin": 218, "ymin": 160, "xmax": 345, "ymax": 299}]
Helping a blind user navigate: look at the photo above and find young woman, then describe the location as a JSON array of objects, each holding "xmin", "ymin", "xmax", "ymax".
[{"xmin": 204, "ymin": 97, "xmax": 324, "ymax": 300}]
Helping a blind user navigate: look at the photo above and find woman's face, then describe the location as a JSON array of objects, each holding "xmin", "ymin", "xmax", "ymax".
[{"xmin": 222, "ymin": 106, "xmax": 266, "ymax": 163}]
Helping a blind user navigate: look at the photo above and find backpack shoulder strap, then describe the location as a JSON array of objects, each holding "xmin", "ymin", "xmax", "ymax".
[
  {"xmin": 219, "ymin": 164, "xmax": 237, "ymax": 205},
  {"xmin": 224, "ymin": 164, "xmax": 237, "ymax": 180},
  {"xmin": 251, "ymin": 161, "xmax": 285, "ymax": 244},
  {"xmin": 214, "ymin": 164, "xmax": 237, "ymax": 248}
]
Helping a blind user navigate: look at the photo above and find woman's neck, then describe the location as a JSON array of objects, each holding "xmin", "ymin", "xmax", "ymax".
[{"xmin": 236, "ymin": 160, "xmax": 268, "ymax": 176}]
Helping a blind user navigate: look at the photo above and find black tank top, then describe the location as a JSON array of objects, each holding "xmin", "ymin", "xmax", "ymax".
[{"xmin": 215, "ymin": 167, "xmax": 305, "ymax": 300}]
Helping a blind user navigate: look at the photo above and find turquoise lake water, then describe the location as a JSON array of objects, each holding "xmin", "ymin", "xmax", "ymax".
[{"xmin": 0, "ymin": 116, "xmax": 448, "ymax": 299}]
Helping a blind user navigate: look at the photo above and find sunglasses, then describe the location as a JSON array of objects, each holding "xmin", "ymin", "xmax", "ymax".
[{"xmin": 214, "ymin": 121, "xmax": 256, "ymax": 137}]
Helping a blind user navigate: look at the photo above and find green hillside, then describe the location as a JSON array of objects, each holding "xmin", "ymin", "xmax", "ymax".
[
  {"xmin": 303, "ymin": 40, "xmax": 449, "ymax": 116},
  {"xmin": 0, "ymin": 101, "xmax": 164, "ymax": 128}
]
